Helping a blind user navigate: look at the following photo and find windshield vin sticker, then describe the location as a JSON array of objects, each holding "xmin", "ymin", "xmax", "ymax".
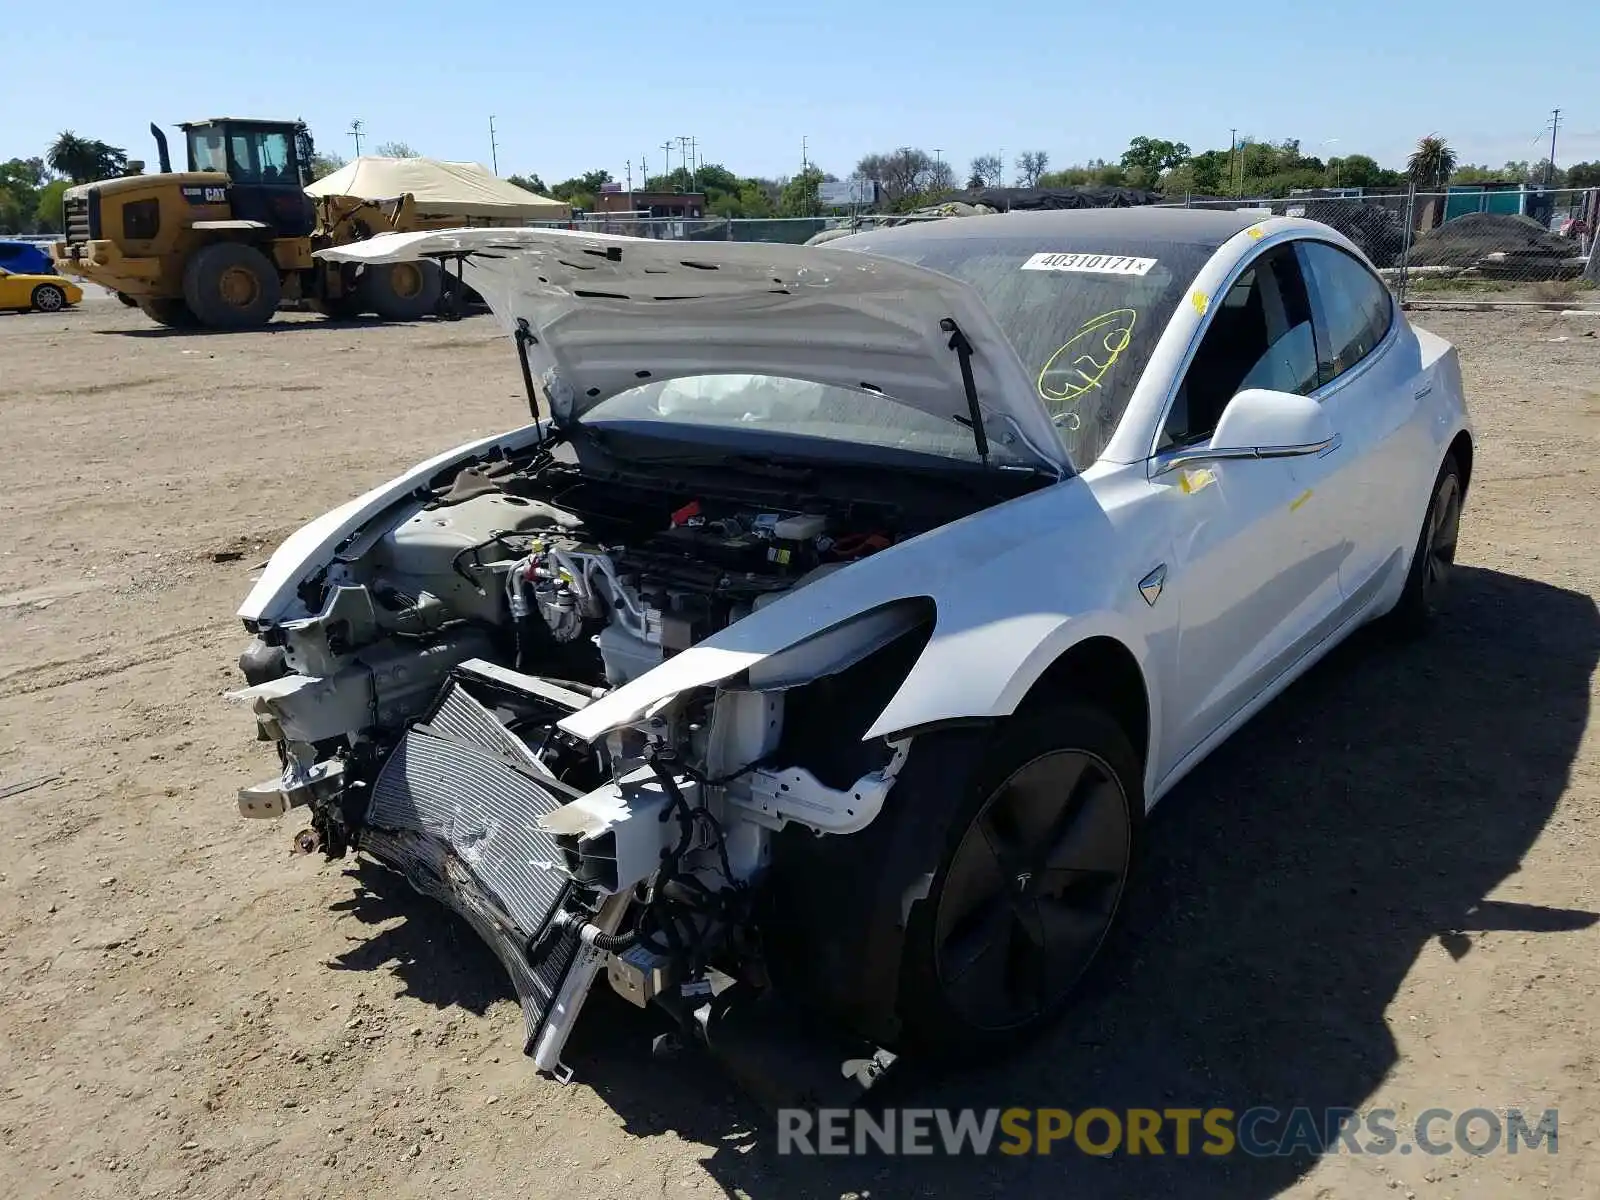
[{"xmin": 1021, "ymin": 252, "xmax": 1157, "ymax": 277}]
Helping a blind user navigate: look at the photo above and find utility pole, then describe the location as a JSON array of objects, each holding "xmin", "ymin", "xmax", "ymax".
[
  {"xmin": 1229, "ymin": 128, "xmax": 1237, "ymax": 198},
  {"xmin": 678, "ymin": 136, "xmax": 695, "ymax": 192},
  {"xmin": 488, "ymin": 116, "xmax": 499, "ymax": 175},
  {"xmin": 349, "ymin": 118, "xmax": 364, "ymax": 157},
  {"xmin": 660, "ymin": 139, "xmax": 674, "ymax": 182},
  {"xmin": 1545, "ymin": 108, "xmax": 1562, "ymax": 185},
  {"xmin": 801, "ymin": 135, "xmax": 808, "ymax": 176},
  {"xmin": 998, "ymin": 147, "xmax": 1005, "ymax": 187}
]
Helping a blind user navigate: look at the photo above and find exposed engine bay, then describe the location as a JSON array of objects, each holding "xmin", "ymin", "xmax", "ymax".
[{"xmin": 230, "ymin": 431, "xmax": 1022, "ymax": 1096}]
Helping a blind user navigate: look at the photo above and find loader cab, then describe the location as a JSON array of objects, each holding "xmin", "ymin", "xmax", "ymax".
[{"xmin": 180, "ymin": 118, "xmax": 316, "ymax": 238}]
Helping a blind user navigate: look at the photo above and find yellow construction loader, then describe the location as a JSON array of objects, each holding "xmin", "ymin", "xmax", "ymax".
[{"xmin": 52, "ymin": 118, "xmax": 442, "ymax": 329}]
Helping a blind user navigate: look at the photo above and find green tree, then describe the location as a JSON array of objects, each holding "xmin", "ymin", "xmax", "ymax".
[
  {"xmin": 1407, "ymin": 135, "xmax": 1457, "ymax": 190},
  {"xmin": 777, "ymin": 167, "xmax": 823, "ymax": 216},
  {"xmin": 507, "ymin": 172, "xmax": 550, "ymax": 195},
  {"xmin": 47, "ymin": 132, "xmax": 128, "ymax": 184},
  {"xmin": 309, "ymin": 151, "xmax": 346, "ymax": 181},
  {"xmin": 1120, "ymin": 136, "xmax": 1191, "ymax": 174},
  {"xmin": 548, "ymin": 169, "xmax": 613, "ymax": 211},
  {"xmin": 1567, "ymin": 161, "xmax": 1600, "ymax": 189},
  {"xmin": 374, "ymin": 141, "xmax": 419, "ymax": 158},
  {"xmin": 1327, "ymin": 153, "xmax": 1398, "ymax": 188},
  {"xmin": 34, "ymin": 180, "xmax": 69, "ymax": 233},
  {"xmin": 0, "ymin": 157, "xmax": 47, "ymax": 233}
]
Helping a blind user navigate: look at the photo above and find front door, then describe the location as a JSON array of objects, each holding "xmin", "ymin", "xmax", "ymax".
[{"xmin": 1150, "ymin": 240, "xmax": 1345, "ymax": 771}]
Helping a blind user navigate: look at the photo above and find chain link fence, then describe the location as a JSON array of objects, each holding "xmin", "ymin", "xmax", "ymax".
[
  {"xmin": 1163, "ymin": 188, "xmax": 1597, "ymax": 308},
  {"xmin": 546, "ymin": 192, "xmax": 1598, "ymax": 309}
]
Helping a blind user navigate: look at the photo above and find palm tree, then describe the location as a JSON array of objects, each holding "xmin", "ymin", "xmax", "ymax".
[
  {"xmin": 47, "ymin": 132, "xmax": 94, "ymax": 183},
  {"xmin": 47, "ymin": 132, "xmax": 128, "ymax": 184},
  {"xmin": 1407, "ymin": 135, "xmax": 1457, "ymax": 190}
]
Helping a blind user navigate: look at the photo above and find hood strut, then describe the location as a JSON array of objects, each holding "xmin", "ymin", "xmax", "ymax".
[
  {"xmin": 940, "ymin": 318, "xmax": 989, "ymax": 467},
  {"xmin": 513, "ymin": 317, "xmax": 546, "ymax": 443}
]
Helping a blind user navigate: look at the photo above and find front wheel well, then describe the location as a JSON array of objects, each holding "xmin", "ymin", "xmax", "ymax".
[
  {"xmin": 1013, "ymin": 636, "xmax": 1150, "ymax": 767},
  {"xmin": 1448, "ymin": 430, "xmax": 1474, "ymax": 496}
]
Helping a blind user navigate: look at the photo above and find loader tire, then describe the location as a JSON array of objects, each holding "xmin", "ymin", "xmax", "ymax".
[
  {"xmin": 183, "ymin": 242, "xmax": 281, "ymax": 330},
  {"xmin": 362, "ymin": 261, "xmax": 442, "ymax": 321},
  {"xmin": 137, "ymin": 298, "xmax": 199, "ymax": 328}
]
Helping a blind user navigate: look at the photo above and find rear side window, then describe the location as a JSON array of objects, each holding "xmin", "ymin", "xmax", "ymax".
[{"xmin": 1297, "ymin": 241, "xmax": 1393, "ymax": 387}]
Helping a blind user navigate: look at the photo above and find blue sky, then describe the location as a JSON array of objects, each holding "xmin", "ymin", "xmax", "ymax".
[{"xmin": 6, "ymin": 0, "xmax": 1597, "ymax": 185}]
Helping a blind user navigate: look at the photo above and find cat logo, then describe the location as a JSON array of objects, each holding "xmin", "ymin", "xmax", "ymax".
[{"xmin": 180, "ymin": 186, "xmax": 228, "ymax": 204}]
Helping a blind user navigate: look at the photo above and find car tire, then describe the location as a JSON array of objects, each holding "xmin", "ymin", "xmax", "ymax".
[
  {"xmin": 31, "ymin": 284, "xmax": 67, "ymax": 313},
  {"xmin": 764, "ymin": 703, "xmax": 1142, "ymax": 1061},
  {"xmin": 1386, "ymin": 452, "xmax": 1464, "ymax": 638},
  {"xmin": 361, "ymin": 261, "xmax": 442, "ymax": 321},
  {"xmin": 183, "ymin": 242, "xmax": 281, "ymax": 329},
  {"xmin": 137, "ymin": 298, "xmax": 200, "ymax": 329}
]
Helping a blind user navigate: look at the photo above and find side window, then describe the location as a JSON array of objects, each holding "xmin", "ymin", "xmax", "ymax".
[
  {"xmin": 1297, "ymin": 241, "xmax": 1393, "ymax": 387},
  {"xmin": 257, "ymin": 132, "xmax": 291, "ymax": 183},
  {"xmin": 1160, "ymin": 243, "xmax": 1318, "ymax": 450},
  {"xmin": 229, "ymin": 135, "xmax": 259, "ymax": 183}
]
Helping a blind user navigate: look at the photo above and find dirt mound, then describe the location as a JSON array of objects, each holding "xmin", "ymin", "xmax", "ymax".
[{"xmin": 1406, "ymin": 212, "xmax": 1572, "ymax": 268}]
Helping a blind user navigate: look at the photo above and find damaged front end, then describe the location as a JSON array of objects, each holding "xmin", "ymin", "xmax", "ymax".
[{"xmin": 233, "ymin": 580, "xmax": 931, "ymax": 1097}]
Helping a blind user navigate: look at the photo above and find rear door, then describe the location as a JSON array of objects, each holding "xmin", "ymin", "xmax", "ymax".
[{"xmin": 1295, "ymin": 240, "xmax": 1428, "ymax": 608}]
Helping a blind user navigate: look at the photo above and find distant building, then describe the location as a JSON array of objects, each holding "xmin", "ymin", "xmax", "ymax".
[{"xmin": 592, "ymin": 189, "xmax": 706, "ymax": 219}]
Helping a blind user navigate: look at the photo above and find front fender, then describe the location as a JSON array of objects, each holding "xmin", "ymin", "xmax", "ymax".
[
  {"xmin": 559, "ymin": 476, "xmax": 1155, "ymax": 755},
  {"xmin": 238, "ymin": 421, "xmax": 547, "ymax": 625}
]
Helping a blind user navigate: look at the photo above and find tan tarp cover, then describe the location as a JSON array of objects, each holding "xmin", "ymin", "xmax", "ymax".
[{"xmin": 306, "ymin": 156, "xmax": 570, "ymax": 220}]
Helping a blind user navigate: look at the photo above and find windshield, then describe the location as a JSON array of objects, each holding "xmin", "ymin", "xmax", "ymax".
[
  {"xmin": 582, "ymin": 373, "xmax": 1040, "ymax": 469},
  {"xmin": 830, "ymin": 227, "xmax": 1217, "ymax": 464}
]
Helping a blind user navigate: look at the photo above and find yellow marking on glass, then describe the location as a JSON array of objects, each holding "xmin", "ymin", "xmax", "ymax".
[
  {"xmin": 1191, "ymin": 291, "xmax": 1209, "ymax": 317},
  {"xmin": 1290, "ymin": 489, "xmax": 1313, "ymax": 512},
  {"xmin": 1247, "ymin": 225, "xmax": 1265, "ymax": 239},
  {"xmin": 1037, "ymin": 308, "xmax": 1138, "ymax": 406}
]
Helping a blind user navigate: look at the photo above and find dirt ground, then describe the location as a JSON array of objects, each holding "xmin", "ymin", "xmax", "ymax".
[{"xmin": 1, "ymin": 295, "xmax": 1596, "ymax": 1200}]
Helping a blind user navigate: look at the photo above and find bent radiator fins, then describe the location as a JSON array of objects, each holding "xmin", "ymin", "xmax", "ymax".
[{"xmin": 363, "ymin": 680, "xmax": 583, "ymax": 1055}]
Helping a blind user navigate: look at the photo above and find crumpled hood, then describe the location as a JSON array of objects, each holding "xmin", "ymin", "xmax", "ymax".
[{"xmin": 317, "ymin": 227, "xmax": 1071, "ymax": 474}]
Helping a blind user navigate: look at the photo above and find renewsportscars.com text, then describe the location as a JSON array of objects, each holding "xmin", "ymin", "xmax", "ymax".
[{"xmin": 777, "ymin": 1106, "xmax": 1559, "ymax": 1157}]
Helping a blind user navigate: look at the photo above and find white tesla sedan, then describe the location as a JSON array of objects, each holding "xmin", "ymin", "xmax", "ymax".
[{"xmin": 231, "ymin": 209, "xmax": 1471, "ymax": 1090}]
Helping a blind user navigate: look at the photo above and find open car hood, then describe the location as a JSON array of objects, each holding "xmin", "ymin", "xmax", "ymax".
[{"xmin": 317, "ymin": 227, "xmax": 1072, "ymax": 475}]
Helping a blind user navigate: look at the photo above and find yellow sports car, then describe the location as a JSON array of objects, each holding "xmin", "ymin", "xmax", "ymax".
[{"xmin": 0, "ymin": 267, "xmax": 82, "ymax": 313}]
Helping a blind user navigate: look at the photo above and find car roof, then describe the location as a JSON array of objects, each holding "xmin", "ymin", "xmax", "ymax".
[{"xmin": 831, "ymin": 206, "xmax": 1264, "ymax": 250}]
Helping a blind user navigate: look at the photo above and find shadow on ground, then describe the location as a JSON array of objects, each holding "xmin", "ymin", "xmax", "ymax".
[
  {"xmin": 326, "ymin": 861, "xmax": 515, "ymax": 1018},
  {"xmin": 94, "ymin": 314, "xmax": 473, "ymax": 338},
  {"xmin": 329, "ymin": 565, "xmax": 1598, "ymax": 1198}
]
